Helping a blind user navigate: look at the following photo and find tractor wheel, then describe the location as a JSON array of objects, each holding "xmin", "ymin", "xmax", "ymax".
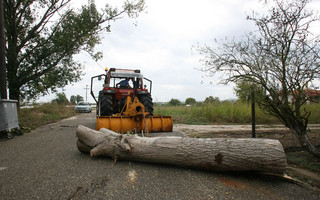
[
  {"xmin": 99, "ymin": 93, "xmax": 113, "ymax": 116},
  {"xmin": 139, "ymin": 94, "xmax": 154, "ymax": 115}
]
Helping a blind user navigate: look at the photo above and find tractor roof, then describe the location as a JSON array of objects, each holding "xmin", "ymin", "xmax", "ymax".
[{"xmin": 109, "ymin": 68, "xmax": 143, "ymax": 79}]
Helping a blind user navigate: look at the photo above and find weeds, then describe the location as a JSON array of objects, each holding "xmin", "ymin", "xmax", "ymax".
[
  {"xmin": 19, "ymin": 102, "xmax": 77, "ymax": 132},
  {"xmin": 155, "ymin": 102, "xmax": 320, "ymax": 125}
]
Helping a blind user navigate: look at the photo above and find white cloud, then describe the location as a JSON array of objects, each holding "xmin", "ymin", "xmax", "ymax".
[
  {"xmin": 160, "ymin": 84, "xmax": 184, "ymax": 91},
  {"xmin": 39, "ymin": 0, "xmax": 319, "ymax": 103}
]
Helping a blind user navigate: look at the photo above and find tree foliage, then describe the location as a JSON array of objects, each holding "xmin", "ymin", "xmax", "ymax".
[
  {"xmin": 196, "ymin": 0, "xmax": 320, "ymax": 157},
  {"xmin": 234, "ymin": 81, "xmax": 265, "ymax": 103},
  {"xmin": 168, "ymin": 98, "xmax": 181, "ymax": 106},
  {"xmin": 53, "ymin": 92, "xmax": 69, "ymax": 104},
  {"xmin": 70, "ymin": 95, "xmax": 84, "ymax": 104},
  {"xmin": 70, "ymin": 95, "xmax": 77, "ymax": 104},
  {"xmin": 204, "ymin": 96, "xmax": 220, "ymax": 104},
  {"xmin": 4, "ymin": 0, "xmax": 145, "ymax": 103},
  {"xmin": 185, "ymin": 97, "xmax": 196, "ymax": 105}
]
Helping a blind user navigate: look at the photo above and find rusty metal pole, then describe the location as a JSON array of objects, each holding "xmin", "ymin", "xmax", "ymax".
[{"xmin": 0, "ymin": 0, "xmax": 7, "ymax": 99}]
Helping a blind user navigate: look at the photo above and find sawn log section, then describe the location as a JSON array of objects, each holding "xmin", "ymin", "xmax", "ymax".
[{"xmin": 76, "ymin": 125, "xmax": 287, "ymax": 174}]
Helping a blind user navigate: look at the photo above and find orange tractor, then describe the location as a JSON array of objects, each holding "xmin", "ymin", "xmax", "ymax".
[{"xmin": 91, "ymin": 68, "xmax": 172, "ymax": 134}]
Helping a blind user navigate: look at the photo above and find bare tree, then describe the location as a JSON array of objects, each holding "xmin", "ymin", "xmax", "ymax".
[{"xmin": 195, "ymin": 0, "xmax": 320, "ymax": 157}]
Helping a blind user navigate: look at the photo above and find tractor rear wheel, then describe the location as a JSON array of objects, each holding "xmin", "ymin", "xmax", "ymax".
[
  {"xmin": 139, "ymin": 94, "xmax": 154, "ymax": 115},
  {"xmin": 99, "ymin": 93, "xmax": 113, "ymax": 116}
]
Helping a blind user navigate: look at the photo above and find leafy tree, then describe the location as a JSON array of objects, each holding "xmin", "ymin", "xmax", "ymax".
[
  {"xmin": 185, "ymin": 97, "xmax": 196, "ymax": 105},
  {"xmin": 4, "ymin": 0, "xmax": 145, "ymax": 104},
  {"xmin": 168, "ymin": 98, "xmax": 181, "ymax": 106},
  {"xmin": 70, "ymin": 95, "xmax": 84, "ymax": 104},
  {"xmin": 54, "ymin": 92, "xmax": 69, "ymax": 104},
  {"xmin": 76, "ymin": 95, "xmax": 84, "ymax": 104},
  {"xmin": 196, "ymin": 0, "xmax": 320, "ymax": 157},
  {"xmin": 70, "ymin": 95, "xmax": 77, "ymax": 104},
  {"xmin": 204, "ymin": 96, "xmax": 220, "ymax": 104},
  {"xmin": 234, "ymin": 81, "xmax": 265, "ymax": 103}
]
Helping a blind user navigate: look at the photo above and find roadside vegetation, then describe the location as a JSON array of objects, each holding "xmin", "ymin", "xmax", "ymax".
[
  {"xmin": 17, "ymin": 92, "xmax": 94, "ymax": 133},
  {"xmin": 19, "ymin": 102, "xmax": 77, "ymax": 132},
  {"xmin": 155, "ymin": 100, "xmax": 320, "ymax": 125}
]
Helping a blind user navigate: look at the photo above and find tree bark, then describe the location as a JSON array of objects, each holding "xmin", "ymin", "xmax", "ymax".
[
  {"xmin": 0, "ymin": 0, "xmax": 7, "ymax": 99},
  {"xmin": 76, "ymin": 125, "xmax": 287, "ymax": 174}
]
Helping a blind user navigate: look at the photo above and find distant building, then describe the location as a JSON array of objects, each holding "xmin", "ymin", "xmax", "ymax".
[
  {"xmin": 306, "ymin": 90, "xmax": 320, "ymax": 102},
  {"xmin": 288, "ymin": 89, "xmax": 320, "ymax": 103}
]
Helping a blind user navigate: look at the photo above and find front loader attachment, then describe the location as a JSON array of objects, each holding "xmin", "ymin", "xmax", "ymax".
[
  {"xmin": 96, "ymin": 115, "xmax": 173, "ymax": 133},
  {"xmin": 96, "ymin": 95, "xmax": 173, "ymax": 134}
]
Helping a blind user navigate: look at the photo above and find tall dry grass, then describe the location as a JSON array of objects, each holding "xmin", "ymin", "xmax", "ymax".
[
  {"xmin": 19, "ymin": 102, "xmax": 77, "ymax": 130},
  {"xmin": 155, "ymin": 101, "xmax": 320, "ymax": 125}
]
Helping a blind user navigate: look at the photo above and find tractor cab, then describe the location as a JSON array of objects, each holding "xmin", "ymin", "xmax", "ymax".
[
  {"xmin": 103, "ymin": 68, "xmax": 152, "ymax": 101},
  {"xmin": 107, "ymin": 68, "xmax": 143, "ymax": 89}
]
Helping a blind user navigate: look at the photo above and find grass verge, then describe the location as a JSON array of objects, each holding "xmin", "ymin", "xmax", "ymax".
[
  {"xmin": 155, "ymin": 102, "xmax": 320, "ymax": 125},
  {"xmin": 155, "ymin": 102, "xmax": 279, "ymax": 124},
  {"xmin": 18, "ymin": 103, "xmax": 77, "ymax": 133}
]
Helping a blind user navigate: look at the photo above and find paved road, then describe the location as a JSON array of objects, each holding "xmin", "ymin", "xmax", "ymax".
[{"xmin": 0, "ymin": 113, "xmax": 319, "ymax": 200}]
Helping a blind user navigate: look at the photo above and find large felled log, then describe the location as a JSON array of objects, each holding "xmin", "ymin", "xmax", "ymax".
[{"xmin": 76, "ymin": 125, "xmax": 287, "ymax": 174}]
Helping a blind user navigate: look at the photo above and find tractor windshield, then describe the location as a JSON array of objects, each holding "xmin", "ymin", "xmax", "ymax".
[{"xmin": 108, "ymin": 69, "xmax": 143, "ymax": 89}]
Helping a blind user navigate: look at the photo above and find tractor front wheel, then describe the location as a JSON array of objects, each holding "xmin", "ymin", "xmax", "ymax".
[
  {"xmin": 139, "ymin": 94, "xmax": 154, "ymax": 115},
  {"xmin": 99, "ymin": 93, "xmax": 114, "ymax": 116}
]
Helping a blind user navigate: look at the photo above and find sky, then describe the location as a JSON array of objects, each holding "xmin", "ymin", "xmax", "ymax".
[{"xmin": 39, "ymin": 0, "xmax": 320, "ymax": 103}]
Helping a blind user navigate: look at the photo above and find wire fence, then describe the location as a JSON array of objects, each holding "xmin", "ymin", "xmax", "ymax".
[{"xmin": 251, "ymin": 89, "xmax": 320, "ymax": 142}]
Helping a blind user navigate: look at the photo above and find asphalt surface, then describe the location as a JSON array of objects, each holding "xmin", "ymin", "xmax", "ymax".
[{"xmin": 0, "ymin": 113, "xmax": 320, "ymax": 200}]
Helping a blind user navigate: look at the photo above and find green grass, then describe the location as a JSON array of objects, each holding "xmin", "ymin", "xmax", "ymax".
[
  {"xmin": 18, "ymin": 102, "xmax": 77, "ymax": 131},
  {"xmin": 18, "ymin": 101, "xmax": 320, "ymax": 130},
  {"xmin": 304, "ymin": 103, "xmax": 320, "ymax": 124},
  {"xmin": 155, "ymin": 102, "xmax": 320, "ymax": 125}
]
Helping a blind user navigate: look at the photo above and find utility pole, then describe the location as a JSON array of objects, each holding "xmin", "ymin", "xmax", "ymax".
[
  {"xmin": 84, "ymin": 85, "xmax": 89, "ymax": 102},
  {"xmin": 0, "ymin": 0, "xmax": 7, "ymax": 99}
]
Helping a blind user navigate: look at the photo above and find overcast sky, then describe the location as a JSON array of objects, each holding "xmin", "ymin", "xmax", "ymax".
[{"xmin": 40, "ymin": 0, "xmax": 320, "ymax": 103}]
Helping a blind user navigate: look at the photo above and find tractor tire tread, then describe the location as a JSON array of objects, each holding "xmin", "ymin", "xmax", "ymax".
[
  {"xmin": 99, "ymin": 93, "xmax": 113, "ymax": 116},
  {"xmin": 139, "ymin": 94, "xmax": 154, "ymax": 115}
]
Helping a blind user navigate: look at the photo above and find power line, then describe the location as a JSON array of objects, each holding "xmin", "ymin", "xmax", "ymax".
[{"xmin": 80, "ymin": 52, "xmax": 105, "ymax": 72}]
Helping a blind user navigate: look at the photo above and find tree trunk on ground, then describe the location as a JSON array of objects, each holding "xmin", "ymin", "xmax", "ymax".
[{"xmin": 76, "ymin": 125, "xmax": 287, "ymax": 174}]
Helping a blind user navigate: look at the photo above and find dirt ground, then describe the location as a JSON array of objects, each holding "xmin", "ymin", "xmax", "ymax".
[
  {"xmin": 174, "ymin": 124, "xmax": 320, "ymax": 187},
  {"xmin": 173, "ymin": 124, "xmax": 320, "ymax": 149}
]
